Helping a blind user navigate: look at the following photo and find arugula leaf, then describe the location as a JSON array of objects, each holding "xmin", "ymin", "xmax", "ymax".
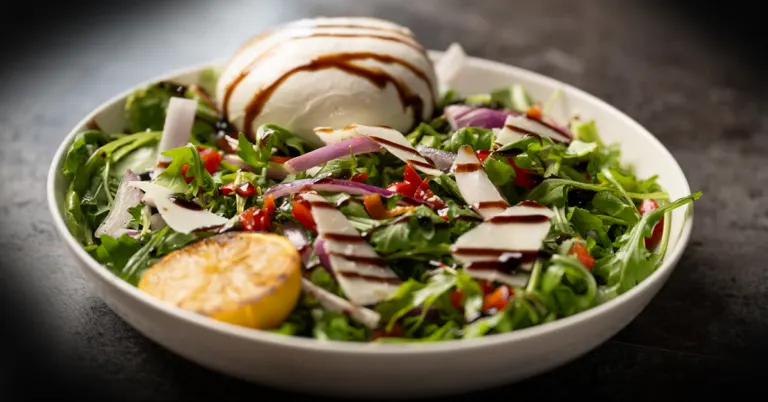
[
  {"xmin": 62, "ymin": 130, "xmax": 111, "ymax": 180},
  {"xmin": 568, "ymin": 207, "xmax": 612, "ymax": 247},
  {"xmin": 125, "ymin": 85, "xmax": 174, "ymax": 132},
  {"xmin": 154, "ymin": 144, "xmax": 215, "ymax": 197},
  {"xmin": 592, "ymin": 191, "xmax": 639, "ymax": 225},
  {"xmin": 490, "ymin": 84, "xmax": 533, "ymax": 112},
  {"xmin": 442, "ymin": 127, "xmax": 494, "ymax": 152},
  {"xmin": 593, "ymin": 192, "xmax": 701, "ymax": 300},
  {"xmin": 120, "ymin": 226, "xmax": 171, "ymax": 285},
  {"xmin": 570, "ymin": 119, "xmax": 604, "ymax": 147},
  {"xmin": 93, "ymin": 234, "xmax": 142, "ymax": 273},
  {"xmin": 483, "ymin": 154, "xmax": 516, "ymax": 187},
  {"xmin": 540, "ymin": 255, "xmax": 597, "ymax": 316},
  {"xmin": 406, "ymin": 122, "xmax": 448, "ymax": 148},
  {"xmin": 368, "ymin": 207, "xmax": 451, "ymax": 259},
  {"xmin": 311, "ymin": 309, "xmax": 368, "ymax": 341},
  {"xmin": 380, "ymin": 269, "xmax": 459, "ymax": 332},
  {"xmin": 527, "ymin": 179, "xmax": 570, "ymax": 206}
]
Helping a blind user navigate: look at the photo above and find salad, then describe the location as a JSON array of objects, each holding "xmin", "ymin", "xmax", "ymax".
[{"xmin": 61, "ymin": 40, "xmax": 699, "ymax": 343}]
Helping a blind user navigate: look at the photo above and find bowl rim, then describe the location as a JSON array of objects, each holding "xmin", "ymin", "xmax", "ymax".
[{"xmin": 47, "ymin": 50, "xmax": 694, "ymax": 354}]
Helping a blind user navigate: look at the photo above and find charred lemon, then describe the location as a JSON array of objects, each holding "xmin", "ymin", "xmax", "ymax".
[{"xmin": 138, "ymin": 232, "xmax": 302, "ymax": 329}]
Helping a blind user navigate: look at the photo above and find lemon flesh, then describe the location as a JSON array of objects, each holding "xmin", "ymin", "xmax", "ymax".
[{"xmin": 138, "ymin": 232, "xmax": 302, "ymax": 329}]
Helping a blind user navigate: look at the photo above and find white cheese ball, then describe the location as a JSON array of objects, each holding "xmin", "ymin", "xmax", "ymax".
[{"xmin": 216, "ymin": 17, "xmax": 437, "ymax": 146}]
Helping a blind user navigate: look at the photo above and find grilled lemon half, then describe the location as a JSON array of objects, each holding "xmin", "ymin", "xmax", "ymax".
[{"xmin": 138, "ymin": 232, "xmax": 302, "ymax": 329}]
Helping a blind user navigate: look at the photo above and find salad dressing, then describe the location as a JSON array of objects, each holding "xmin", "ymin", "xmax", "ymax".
[{"xmin": 168, "ymin": 195, "xmax": 204, "ymax": 211}]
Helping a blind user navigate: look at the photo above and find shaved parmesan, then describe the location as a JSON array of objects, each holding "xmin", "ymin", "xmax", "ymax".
[
  {"xmin": 450, "ymin": 201, "xmax": 554, "ymax": 287},
  {"xmin": 302, "ymin": 193, "xmax": 401, "ymax": 306},
  {"xmin": 352, "ymin": 124, "xmax": 443, "ymax": 176},
  {"xmin": 130, "ymin": 182, "xmax": 228, "ymax": 234},
  {"xmin": 451, "ymin": 145, "xmax": 509, "ymax": 219},
  {"xmin": 494, "ymin": 115, "xmax": 571, "ymax": 148},
  {"xmin": 301, "ymin": 278, "xmax": 381, "ymax": 329}
]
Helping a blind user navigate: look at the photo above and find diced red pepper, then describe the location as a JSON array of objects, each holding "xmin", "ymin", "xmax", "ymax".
[
  {"xmin": 220, "ymin": 182, "xmax": 235, "ymax": 195},
  {"xmin": 638, "ymin": 199, "xmax": 664, "ymax": 249},
  {"xmin": 180, "ymin": 164, "xmax": 194, "ymax": 183},
  {"xmin": 291, "ymin": 196, "xmax": 317, "ymax": 232},
  {"xmin": 412, "ymin": 180, "xmax": 446, "ymax": 209},
  {"xmin": 240, "ymin": 206, "xmax": 271, "ymax": 232},
  {"xmin": 371, "ymin": 323, "xmax": 403, "ymax": 340},
  {"xmin": 350, "ymin": 172, "xmax": 369, "ymax": 183},
  {"xmin": 199, "ymin": 148, "xmax": 222, "ymax": 174},
  {"xmin": 569, "ymin": 242, "xmax": 595, "ymax": 270},
  {"xmin": 263, "ymin": 194, "xmax": 276, "ymax": 215},
  {"xmin": 475, "ymin": 150, "xmax": 492, "ymax": 163},
  {"xmin": 482, "ymin": 285, "xmax": 513, "ymax": 312},
  {"xmin": 236, "ymin": 182, "xmax": 257, "ymax": 197},
  {"xmin": 386, "ymin": 181, "xmax": 418, "ymax": 197},
  {"xmin": 403, "ymin": 164, "xmax": 423, "ymax": 186},
  {"xmin": 525, "ymin": 105, "xmax": 543, "ymax": 120}
]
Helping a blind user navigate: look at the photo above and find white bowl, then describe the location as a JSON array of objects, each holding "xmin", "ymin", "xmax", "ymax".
[{"xmin": 47, "ymin": 51, "xmax": 694, "ymax": 399}]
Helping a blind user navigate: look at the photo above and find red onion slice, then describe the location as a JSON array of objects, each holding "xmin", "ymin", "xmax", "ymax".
[
  {"xmin": 95, "ymin": 170, "xmax": 142, "ymax": 238},
  {"xmin": 300, "ymin": 278, "xmax": 381, "ymax": 329},
  {"xmin": 283, "ymin": 137, "xmax": 383, "ymax": 173},
  {"xmin": 263, "ymin": 178, "xmax": 426, "ymax": 205},
  {"xmin": 313, "ymin": 238, "xmax": 332, "ymax": 271},
  {"xmin": 445, "ymin": 105, "xmax": 517, "ymax": 130},
  {"xmin": 415, "ymin": 146, "xmax": 456, "ymax": 172},
  {"xmin": 282, "ymin": 223, "xmax": 313, "ymax": 266}
]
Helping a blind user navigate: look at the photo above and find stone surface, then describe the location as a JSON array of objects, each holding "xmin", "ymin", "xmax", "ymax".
[{"xmin": 1, "ymin": 0, "xmax": 766, "ymax": 400}]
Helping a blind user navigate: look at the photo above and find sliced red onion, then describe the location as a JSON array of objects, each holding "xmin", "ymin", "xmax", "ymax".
[
  {"xmin": 113, "ymin": 228, "xmax": 141, "ymax": 238},
  {"xmin": 222, "ymin": 154, "xmax": 289, "ymax": 180},
  {"xmin": 313, "ymin": 238, "xmax": 332, "ymax": 271},
  {"xmin": 445, "ymin": 105, "xmax": 517, "ymax": 130},
  {"xmin": 154, "ymin": 97, "xmax": 196, "ymax": 174},
  {"xmin": 301, "ymin": 278, "xmax": 381, "ymax": 329},
  {"xmin": 95, "ymin": 170, "xmax": 142, "ymax": 238},
  {"xmin": 415, "ymin": 146, "xmax": 456, "ymax": 172},
  {"xmin": 263, "ymin": 178, "xmax": 426, "ymax": 205},
  {"xmin": 283, "ymin": 137, "xmax": 383, "ymax": 173},
  {"xmin": 282, "ymin": 223, "xmax": 313, "ymax": 266}
]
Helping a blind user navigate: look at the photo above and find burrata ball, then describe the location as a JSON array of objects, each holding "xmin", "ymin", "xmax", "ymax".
[{"xmin": 216, "ymin": 17, "xmax": 437, "ymax": 146}]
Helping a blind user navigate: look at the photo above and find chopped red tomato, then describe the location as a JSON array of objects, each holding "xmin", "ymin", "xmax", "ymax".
[
  {"xmin": 220, "ymin": 182, "xmax": 235, "ymax": 195},
  {"xmin": 508, "ymin": 158, "xmax": 538, "ymax": 189},
  {"xmin": 475, "ymin": 150, "xmax": 492, "ymax": 163},
  {"xmin": 291, "ymin": 196, "xmax": 316, "ymax": 232},
  {"xmin": 180, "ymin": 164, "xmax": 194, "ymax": 183},
  {"xmin": 371, "ymin": 323, "xmax": 403, "ymax": 340},
  {"xmin": 450, "ymin": 289, "xmax": 464, "ymax": 309},
  {"xmin": 199, "ymin": 148, "xmax": 222, "ymax": 174},
  {"xmin": 236, "ymin": 182, "xmax": 257, "ymax": 197},
  {"xmin": 569, "ymin": 242, "xmax": 595, "ymax": 270},
  {"xmin": 350, "ymin": 172, "xmax": 369, "ymax": 183},
  {"xmin": 240, "ymin": 206, "xmax": 270, "ymax": 232},
  {"xmin": 482, "ymin": 285, "xmax": 513, "ymax": 312},
  {"xmin": 638, "ymin": 199, "xmax": 664, "ymax": 249},
  {"xmin": 412, "ymin": 180, "xmax": 446, "ymax": 209},
  {"xmin": 477, "ymin": 280, "xmax": 496, "ymax": 294}
]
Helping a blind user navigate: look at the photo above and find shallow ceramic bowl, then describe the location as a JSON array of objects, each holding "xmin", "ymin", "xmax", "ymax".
[{"xmin": 47, "ymin": 51, "xmax": 694, "ymax": 399}]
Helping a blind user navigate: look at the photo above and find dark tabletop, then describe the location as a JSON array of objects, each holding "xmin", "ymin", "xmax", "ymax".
[{"xmin": 2, "ymin": 0, "xmax": 767, "ymax": 400}]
